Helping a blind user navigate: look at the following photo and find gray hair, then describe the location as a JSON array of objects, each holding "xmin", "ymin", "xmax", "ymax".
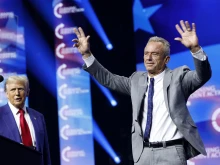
[
  {"xmin": 148, "ymin": 36, "xmax": 170, "ymax": 56},
  {"xmin": 4, "ymin": 75, "xmax": 29, "ymax": 92}
]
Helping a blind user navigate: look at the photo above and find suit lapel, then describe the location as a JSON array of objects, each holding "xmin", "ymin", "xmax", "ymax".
[
  {"xmin": 136, "ymin": 69, "xmax": 172, "ymax": 117},
  {"xmin": 1, "ymin": 104, "xmax": 21, "ymax": 143},
  {"xmin": 163, "ymin": 68, "xmax": 172, "ymax": 112},
  {"xmin": 136, "ymin": 73, "xmax": 148, "ymax": 117},
  {"xmin": 28, "ymin": 108, "xmax": 40, "ymax": 151}
]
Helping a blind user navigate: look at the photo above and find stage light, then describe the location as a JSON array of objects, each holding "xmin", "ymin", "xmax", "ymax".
[
  {"xmin": 92, "ymin": 77, "xmax": 117, "ymax": 107},
  {"xmin": 114, "ymin": 156, "xmax": 121, "ymax": 164},
  {"xmin": 93, "ymin": 120, "xmax": 120, "ymax": 164},
  {"xmin": 106, "ymin": 44, "xmax": 113, "ymax": 50},
  {"xmin": 75, "ymin": 0, "xmax": 113, "ymax": 50},
  {"xmin": 111, "ymin": 100, "xmax": 117, "ymax": 107}
]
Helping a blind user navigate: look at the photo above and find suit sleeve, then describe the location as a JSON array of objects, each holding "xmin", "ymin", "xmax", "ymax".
[
  {"xmin": 181, "ymin": 55, "xmax": 212, "ymax": 97},
  {"xmin": 83, "ymin": 59, "xmax": 133, "ymax": 95},
  {"xmin": 42, "ymin": 116, "xmax": 51, "ymax": 165}
]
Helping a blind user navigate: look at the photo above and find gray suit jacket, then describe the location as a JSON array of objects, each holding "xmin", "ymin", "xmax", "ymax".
[{"xmin": 84, "ymin": 57, "xmax": 211, "ymax": 162}]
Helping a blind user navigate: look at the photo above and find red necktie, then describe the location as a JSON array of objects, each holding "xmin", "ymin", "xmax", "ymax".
[{"xmin": 19, "ymin": 109, "xmax": 33, "ymax": 146}]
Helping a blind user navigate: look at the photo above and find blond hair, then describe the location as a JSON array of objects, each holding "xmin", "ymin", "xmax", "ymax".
[{"xmin": 4, "ymin": 75, "xmax": 29, "ymax": 92}]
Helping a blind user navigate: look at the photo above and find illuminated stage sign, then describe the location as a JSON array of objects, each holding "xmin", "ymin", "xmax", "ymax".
[{"xmin": 53, "ymin": 0, "xmax": 94, "ymax": 164}]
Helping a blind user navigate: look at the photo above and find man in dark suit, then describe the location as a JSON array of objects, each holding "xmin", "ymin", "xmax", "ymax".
[
  {"xmin": 72, "ymin": 20, "xmax": 211, "ymax": 165},
  {"xmin": 0, "ymin": 75, "xmax": 51, "ymax": 165}
]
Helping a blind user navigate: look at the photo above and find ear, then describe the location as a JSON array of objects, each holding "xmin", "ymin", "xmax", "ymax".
[{"xmin": 165, "ymin": 56, "xmax": 170, "ymax": 64}]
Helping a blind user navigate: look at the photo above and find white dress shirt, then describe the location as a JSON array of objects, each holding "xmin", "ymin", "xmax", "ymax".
[
  {"xmin": 83, "ymin": 48, "xmax": 207, "ymax": 142},
  {"xmin": 142, "ymin": 71, "xmax": 183, "ymax": 142},
  {"xmin": 8, "ymin": 101, "xmax": 36, "ymax": 146}
]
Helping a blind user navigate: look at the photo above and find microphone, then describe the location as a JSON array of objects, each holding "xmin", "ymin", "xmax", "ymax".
[{"xmin": 0, "ymin": 75, "xmax": 4, "ymax": 83}]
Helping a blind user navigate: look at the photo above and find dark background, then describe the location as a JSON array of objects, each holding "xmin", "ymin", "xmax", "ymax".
[{"xmin": 24, "ymin": 0, "xmax": 136, "ymax": 164}]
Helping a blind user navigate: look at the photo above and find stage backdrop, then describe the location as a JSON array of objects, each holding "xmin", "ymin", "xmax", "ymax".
[
  {"xmin": 0, "ymin": 1, "xmax": 27, "ymax": 106},
  {"xmin": 53, "ymin": 0, "xmax": 94, "ymax": 165},
  {"xmin": 133, "ymin": 0, "xmax": 220, "ymax": 165}
]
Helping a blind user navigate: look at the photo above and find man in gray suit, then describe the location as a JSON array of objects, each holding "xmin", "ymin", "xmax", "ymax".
[{"xmin": 72, "ymin": 20, "xmax": 211, "ymax": 165}]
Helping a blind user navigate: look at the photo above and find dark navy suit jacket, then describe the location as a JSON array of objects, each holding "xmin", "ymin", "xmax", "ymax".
[{"xmin": 0, "ymin": 104, "xmax": 51, "ymax": 165}]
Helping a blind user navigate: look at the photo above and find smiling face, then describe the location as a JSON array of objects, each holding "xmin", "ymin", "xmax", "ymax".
[
  {"xmin": 144, "ymin": 41, "xmax": 170, "ymax": 77},
  {"xmin": 5, "ymin": 78, "xmax": 29, "ymax": 109}
]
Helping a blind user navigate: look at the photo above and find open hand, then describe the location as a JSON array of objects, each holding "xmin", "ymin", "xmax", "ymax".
[
  {"xmin": 72, "ymin": 27, "xmax": 91, "ymax": 57},
  {"xmin": 175, "ymin": 20, "xmax": 200, "ymax": 53}
]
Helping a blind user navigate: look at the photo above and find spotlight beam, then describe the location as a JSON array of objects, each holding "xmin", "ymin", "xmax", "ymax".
[
  {"xmin": 75, "ymin": 0, "xmax": 113, "ymax": 50},
  {"xmin": 93, "ymin": 119, "xmax": 121, "ymax": 164},
  {"xmin": 92, "ymin": 77, "xmax": 117, "ymax": 107}
]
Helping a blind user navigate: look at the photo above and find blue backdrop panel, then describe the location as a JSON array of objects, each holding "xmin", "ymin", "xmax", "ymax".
[
  {"xmin": 133, "ymin": 0, "xmax": 220, "ymax": 164},
  {"xmin": 0, "ymin": 2, "xmax": 27, "ymax": 106},
  {"xmin": 53, "ymin": 0, "xmax": 94, "ymax": 164}
]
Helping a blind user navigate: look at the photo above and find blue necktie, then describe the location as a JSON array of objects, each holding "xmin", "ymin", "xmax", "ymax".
[{"xmin": 144, "ymin": 78, "xmax": 154, "ymax": 140}]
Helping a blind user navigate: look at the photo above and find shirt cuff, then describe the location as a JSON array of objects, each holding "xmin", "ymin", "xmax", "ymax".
[
  {"xmin": 82, "ymin": 55, "xmax": 95, "ymax": 67},
  {"xmin": 191, "ymin": 47, "xmax": 207, "ymax": 61}
]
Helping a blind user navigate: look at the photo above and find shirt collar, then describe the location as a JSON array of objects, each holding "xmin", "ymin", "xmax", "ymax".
[
  {"xmin": 8, "ymin": 101, "xmax": 27, "ymax": 115},
  {"xmin": 148, "ymin": 70, "xmax": 165, "ymax": 84}
]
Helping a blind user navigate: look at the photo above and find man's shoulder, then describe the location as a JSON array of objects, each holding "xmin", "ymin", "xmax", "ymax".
[
  {"xmin": 27, "ymin": 107, "xmax": 44, "ymax": 117},
  {"xmin": 0, "ymin": 104, "xmax": 8, "ymax": 108},
  {"xmin": 129, "ymin": 71, "xmax": 147, "ymax": 80},
  {"xmin": 135, "ymin": 71, "xmax": 147, "ymax": 74},
  {"xmin": 0, "ymin": 104, "xmax": 9, "ymax": 113},
  {"xmin": 172, "ymin": 65, "xmax": 190, "ymax": 74},
  {"xmin": 132, "ymin": 71, "xmax": 147, "ymax": 76}
]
